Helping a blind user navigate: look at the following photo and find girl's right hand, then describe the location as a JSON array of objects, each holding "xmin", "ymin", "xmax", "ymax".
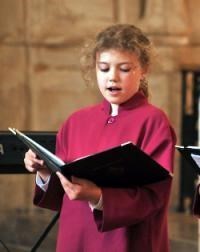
[{"xmin": 24, "ymin": 149, "xmax": 51, "ymax": 180}]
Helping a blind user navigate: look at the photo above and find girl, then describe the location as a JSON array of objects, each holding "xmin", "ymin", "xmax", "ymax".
[{"xmin": 24, "ymin": 24, "xmax": 176, "ymax": 252}]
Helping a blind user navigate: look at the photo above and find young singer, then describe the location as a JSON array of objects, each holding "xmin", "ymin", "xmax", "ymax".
[{"xmin": 24, "ymin": 24, "xmax": 176, "ymax": 252}]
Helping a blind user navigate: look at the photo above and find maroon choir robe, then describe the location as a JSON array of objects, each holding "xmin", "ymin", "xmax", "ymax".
[{"xmin": 34, "ymin": 92, "xmax": 176, "ymax": 252}]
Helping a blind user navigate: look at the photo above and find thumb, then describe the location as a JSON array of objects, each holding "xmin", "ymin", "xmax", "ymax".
[{"xmin": 56, "ymin": 171, "xmax": 65, "ymax": 180}]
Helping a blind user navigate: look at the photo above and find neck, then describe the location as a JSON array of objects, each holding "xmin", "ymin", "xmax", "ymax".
[{"xmin": 110, "ymin": 103, "xmax": 119, "ymax": 116}]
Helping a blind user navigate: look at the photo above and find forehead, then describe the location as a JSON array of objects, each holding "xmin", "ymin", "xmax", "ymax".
[{"xmin": 96, "ymin": 49, "xmax": 140, "ymax": 64}]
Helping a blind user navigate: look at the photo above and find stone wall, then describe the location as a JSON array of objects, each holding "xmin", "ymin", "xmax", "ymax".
[{"xmin": 0, "ymin": 0, "xmax": 200, "ymax": 250}]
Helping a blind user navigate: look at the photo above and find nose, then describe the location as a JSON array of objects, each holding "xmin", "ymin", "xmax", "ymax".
[{"xmin": 109, "ymin": 68, "xmax": 118, "ymax": 83}]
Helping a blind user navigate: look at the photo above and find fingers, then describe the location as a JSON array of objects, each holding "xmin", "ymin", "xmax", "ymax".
[
  {"xmin": 24, "ymin": 149, "xmax": 45, "ymax": 173},
  {"xmin": 56, "ymin": 172, "xmax": 78, "ymax": 199},
  {"xmin": 56, "ymin": 172, "xmax": 73, "ymax": 189},
  {"xmin": 56, "ymin": 173, "xmax": 100, "ymax": 203}
]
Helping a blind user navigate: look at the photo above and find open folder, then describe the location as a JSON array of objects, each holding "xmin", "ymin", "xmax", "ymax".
[
  {"xmin": 9, "ymin": 128, "xmax": 172, "ymax": 187},
  {"xmin": 176, "ymin": 145, "xmax": 200, "ymax": 175}
]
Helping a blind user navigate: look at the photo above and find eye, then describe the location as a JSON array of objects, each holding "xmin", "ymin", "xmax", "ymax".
[
  {"xmin": 120, "ymin": 68, "xmax": 131, "ymax": 72},
  {"xmin": 97, "ymin": 63, "xmax": 110, "ymax": 72},
  {"xmin": 119, "ymin": 64, "xmax": 132, "ymax": 72},
  {"xmin": 99, "ymin": 67, "xmax": 109, "ymax": 72}
]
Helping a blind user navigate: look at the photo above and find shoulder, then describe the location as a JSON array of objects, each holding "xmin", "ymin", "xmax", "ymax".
[
  {"xmin": 69, "ymin": 102, "xmax": 102, "ymax": 120},
  {"xmin": 59, "ymin": 102, "xmax": 102, "ymax": 129},
  {"xmin": 135, "ymin": 100, "xmax": 175, "ymax": 135},
  {"xmin": 142, "ymin": 102, "xmax": 176, "ymax": 141},
  {"xmin": 141, "ymin": 102, "xmax": 170, "ymax": 125}
]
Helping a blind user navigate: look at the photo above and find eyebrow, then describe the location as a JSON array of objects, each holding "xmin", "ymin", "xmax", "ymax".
[{"xmin": 97, "ymin": 62, "xmax": 134, "ymax": 65}]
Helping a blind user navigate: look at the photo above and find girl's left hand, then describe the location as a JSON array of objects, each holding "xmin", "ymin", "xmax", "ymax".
[{"xmin": 56, "ymin": 172, "xmax": 102, "ymax": 205}]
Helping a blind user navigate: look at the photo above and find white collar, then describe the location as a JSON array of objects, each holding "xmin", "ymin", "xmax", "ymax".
[{"xmin": 110, "ymin": 103, "xmax": 119, "ymax": 116}]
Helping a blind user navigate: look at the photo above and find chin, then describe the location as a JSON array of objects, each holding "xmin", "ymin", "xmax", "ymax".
[{"xmin": 107, "ymin": 98, "xmax": 121, "ymax": 105}]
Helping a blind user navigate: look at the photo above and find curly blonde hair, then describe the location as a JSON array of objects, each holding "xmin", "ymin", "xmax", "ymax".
[{"xmin": 80, "ymin": 24, "xmax": 154, "ymax": 98}]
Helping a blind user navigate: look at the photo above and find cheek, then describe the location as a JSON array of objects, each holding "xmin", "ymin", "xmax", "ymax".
[
  {"xmin": 97, "ymin": 73, "xmax": 107, "ymax": 86},
  {"xmin": 96, "ymin": 75, "xmax": 105, "ymax": 92},
  {"xmin": 123, "ymin": 74, "xmax": 139, "ymax": 85},
  {"xmin": 123, "ymin": 75, "xmax": 141, "ymax": 93},
  {"xmin": 127, "ymin": 74, "xmax": 141, "ymax": 86}
]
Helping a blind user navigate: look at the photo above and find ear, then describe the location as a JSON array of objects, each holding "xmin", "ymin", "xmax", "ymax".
[
  {"xmin": 141, "ymin": 65, "xmax": 149, "ymax": 76},
  {"xmin": 141, "ymin": 72, "xmax": 147, "ymax": 81},
  {"xmin": 140, "ymin": 69, "xmax": 149, "ymax": 84}
]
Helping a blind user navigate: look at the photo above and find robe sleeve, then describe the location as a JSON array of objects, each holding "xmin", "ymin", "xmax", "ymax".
[
  {"xmin": 93, "ymin": 119, "xmax": 176, "ymax": 232},
  {"xmin": 33, "ymin": 174, "xmax": 64, "ymax": 211},
  {"xmin": 33, "ymin": 124, "xmax": 67, "ymax": 211}
]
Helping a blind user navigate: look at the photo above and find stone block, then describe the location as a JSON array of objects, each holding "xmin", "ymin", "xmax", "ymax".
[
  {"xmin": 152, "ymin": 46, "xmax": 179, "ymax": 74},
  {"xmin": 26, "ymin": 0, "xmax": 114, "ymax": 44},
  {"xmin": 0, "ymin": 175, "xmax": 35, "ymax": 210},
  {"xmin": 135, "ymin": 0, "xmax": 189, "ymax": 36},
  {"xmin": 149, "ymin": 73, "xmax": 170, "ymax": 115},
  {"xmin": 28, "ymin": 47, "xmax": 101, "ymax": 130},
  {"xmin": 0, "ymin": 45, "xmax": 27, "ymax": 130},
  {"xmin": 187, "ymin": 0, "xmax": 200, "ymax": 43},
  {"xmin": 0, "ymin": 0, "xmax": 24, "ymax": 43},
  {"xmin": 176, "ymin": 46, "xmax": 200, "ymax": 68}
]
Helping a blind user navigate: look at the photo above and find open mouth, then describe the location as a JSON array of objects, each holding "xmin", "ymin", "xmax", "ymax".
[{"xmin": 107, "ymin": 87, "xmax": 122, "ymax": 92}]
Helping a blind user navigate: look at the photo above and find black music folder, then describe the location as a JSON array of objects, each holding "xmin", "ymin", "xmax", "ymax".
[
  {"xmin": 9, "ymin": 128, "xmax": 172, "ymax": 187},
  {"xmin": 176, "ymin": 145, "xmax": 200, "ymax": 175}
]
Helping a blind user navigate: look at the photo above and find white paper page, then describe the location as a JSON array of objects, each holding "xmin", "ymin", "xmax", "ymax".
[
  {"xmin": 188, "ymin": 146, "xmax": 200, "ymax": 150},
  {"xmin": 191, "ymin": 153, "xmax": 200, "ymax": 168}
]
